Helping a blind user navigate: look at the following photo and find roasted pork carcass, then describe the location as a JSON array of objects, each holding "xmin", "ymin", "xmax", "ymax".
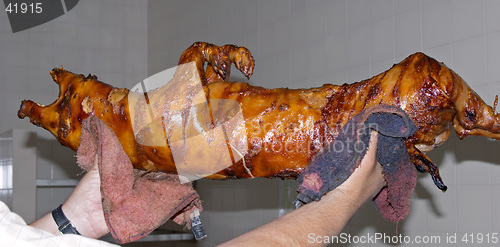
[{"xmin": 18, "ymin": 42, "xmax": 500, "ymax": 191}]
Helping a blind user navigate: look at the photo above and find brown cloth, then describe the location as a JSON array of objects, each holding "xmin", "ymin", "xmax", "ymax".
[
  {"xmin": 296, "ymin": 104, "xmax": 417, "ymax": 223},
  {"xmin": 76, "ymin": 116, "xmax": 203, "ymax": 244}
]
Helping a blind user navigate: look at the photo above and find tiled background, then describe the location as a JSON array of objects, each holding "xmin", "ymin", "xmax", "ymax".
[
  {"xmin": 149, "ymin": 0, "xmax": 500, "ymax": 246},
  {"xmin": 0, "ymin": 0, "xmax": 148, "ymax": 222},
  {"xmin": 1, "ymin": 0, "xmax": 500, "ymax": 246}
]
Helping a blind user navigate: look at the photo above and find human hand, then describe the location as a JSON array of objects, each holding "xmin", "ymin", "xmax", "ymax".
[
  {"xmin": 62, "ymin": 156, "xmax": 108, "ymax": 238},
  {"xmin": 331, "ymin": 131, "xmax": 385, "ymax": 206},
  {"xmin": 220, "ymin": 131, "xmax": 386, "ymax": 246},
  {"xmin": 29, "ymin": 155, "xmax": 108, "ymax": 238}
]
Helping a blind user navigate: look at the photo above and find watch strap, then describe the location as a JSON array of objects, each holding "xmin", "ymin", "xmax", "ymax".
[{"xmin": 51, "ymin": 204, "xmax": 81, "ymax": 235}]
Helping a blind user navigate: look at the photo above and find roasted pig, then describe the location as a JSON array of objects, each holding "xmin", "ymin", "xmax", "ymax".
[{"xmin": 18, "ymin": 42, "xmax": 500, "ymax": 191}]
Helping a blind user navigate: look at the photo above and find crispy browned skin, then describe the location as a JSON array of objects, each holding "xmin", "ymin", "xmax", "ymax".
[
  {"xmin": 178, "ymin": 42, "xmax": 254, "ymax": 85},
  {"xmin": 18, "ymin": 42, "xmax": 500, "ymax": 191}
]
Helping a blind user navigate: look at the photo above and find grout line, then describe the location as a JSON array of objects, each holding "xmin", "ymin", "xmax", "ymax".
[
  {"xmin": 483, "ymin": 0, "xmax": 489, "ymax": 85},
  {"xmin": 485, "ymin": 0, "xmax": 493, "ymax": 228},
  {"xmin": 285, "ymin": 0, "xmax": 291, "ymax": 89},
  {"xmin": 392, "ymin": 0, "xmax": 396, "ymax": 64},
  {"xmin": 344, "ymin": 0, "xmax": 349, "ymax": 82},
  {"xmin": 368, "ymin": 1, "xmax": 372, "ymax": 76},
  {"xmin": 449, "ymin": 0, "xmax": 458, "ymax": 233},
  {"xmin": 419, "ymin": 0, "xmax": 423, "ymax": 52},
  {"xmin": 324, "ymin": 0, "xmax": 328, "ymax": 81},
  {"xmin": 257, "ymin": 0, "xmax": 261, "ymax": 60},
  {"xmin": 454, "ymin": 181, "xmax": 458, "ymax": 232},
  {"xmin": 489, "ymin": 178, "xmax": 493, "ymax": 232},
  {"xmin": 450, "ymin": 0, "xmax": 454, "ymax": 68}
]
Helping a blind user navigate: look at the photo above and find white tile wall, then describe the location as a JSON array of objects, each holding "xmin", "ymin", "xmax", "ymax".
[
  {"xmin": 422, "ymin": 1, "xmax": 452, "ymax": 49},
  {"xmin": 1, "ymin": 0, "xmax": 499, "ymax": 245},
  {"xmin": 395, "ymin": 7, "xmax": 421, "ymax": 59},
  {"xmin": 148, "ymin": 0, "xmax": 500, "ymax": 246},
  {"xmin": 149, "ymin": 0, "xmax": 500, "ymax": 246},
  {"xmin": 0, "ymin": 0, "xmax": 147, "ymax": 219}
]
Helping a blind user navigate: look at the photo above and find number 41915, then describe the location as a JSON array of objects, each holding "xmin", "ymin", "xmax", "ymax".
[
  {"xmin": 461, "ymin": 233, "xmax": 498, "ymax": 244},
  {"xmin": 5, "ymin": 2, "xmax": 42, "ymax": 14}
]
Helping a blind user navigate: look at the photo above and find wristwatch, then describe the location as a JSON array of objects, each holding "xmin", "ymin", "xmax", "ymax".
[{"xmin": 51, "ymin": 204, "xmax": 81, "ymax": 235}]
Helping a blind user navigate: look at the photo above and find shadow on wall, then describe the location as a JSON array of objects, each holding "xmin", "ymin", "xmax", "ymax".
[
  {"xmin": 410, "ymin": 132, "xmax": 499, "ymax": 218},
  {"xmin": 344, "ymin": 131, "xmax": 500, "ymax": 245},
  {"xmin": 195, "ymin": 178, "xmax": 286, "ymax": 212}
]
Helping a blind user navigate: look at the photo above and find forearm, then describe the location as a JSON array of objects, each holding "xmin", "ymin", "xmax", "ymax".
[
  {"xmin": 29, "ymin": 213, "xmax": 60, "ymax": 235},
  {"xmin": 28, "ymin": 203, "xmax": 106, "ymax": 238},
  {"xmin": 29, "ymin": 161, "xmax": 108, "ymax": 239},
  {"xmin": 221, "ymin": 131, "xmax": 383, "ymax": 246},
  {"xmin": 220, "ymin": 188, "xmax": 365, "ymax": 246}
]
